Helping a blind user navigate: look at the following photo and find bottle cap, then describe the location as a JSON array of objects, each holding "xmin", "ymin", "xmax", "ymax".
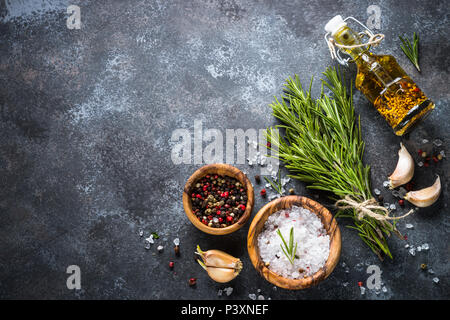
[{"xmin": 324, "ymin": 15, "xmax": 347, "ymax": 35}]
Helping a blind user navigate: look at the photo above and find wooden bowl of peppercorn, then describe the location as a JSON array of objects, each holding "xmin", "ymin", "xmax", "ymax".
[
  {"xmin": 247, "ymin": 195, "xmax": 341, "ymax": 290},
  {"xmin": 183, "ymin": 164, "xmax": 254, "ymax": 235}
]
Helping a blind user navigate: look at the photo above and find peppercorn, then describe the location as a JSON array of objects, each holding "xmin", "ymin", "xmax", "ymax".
[
  {"xmin": 289, "ymin": 188, "xmax": 295, "ymax": 195},
  {"xmin": 421, "ymin": 151, "xmax": 427, "ymax": 158},
  {"xmin": 189, "ymin": 278, "xmax": 197, "ymax": 286},
  {"xmin": 174, "ymin": 245, "xmax": 180, "ymax": 256},
  {"xmin": 377, "ymin": 195, "xmax": 384, "ymax": 202},
  {"xmin": 169, "ymin": 261, "xmax": 174, "ymax": 269},
  {"xmin": 437, "ymin": 154, "xmax": 443, "ymax": 161},
  {"xmin": 420, "ymin": 263, "xmax": 427, "ymax": 270},
  {"xmin": 399, "ymin": 199, "xmax": 404, "ymax": 206},
  {"xmin": 255, "ymin": 175, "xmax": 261, "ymax": 184}
]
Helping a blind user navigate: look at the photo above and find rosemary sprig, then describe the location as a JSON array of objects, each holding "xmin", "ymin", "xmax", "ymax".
[
  {"xmin": 264, "ymin": 171, "xmax": 283, "ymax": 195},
  {"xmin": 399, "ymin": 32, "xmax": 420, "ymax": 72},
  {"xmin": 265, "ymin": 67, "xmax": 401, "ymax": 260},
  {"xmin": 277, "ymin": 227, "xmax": 297, "ymax": 265}
]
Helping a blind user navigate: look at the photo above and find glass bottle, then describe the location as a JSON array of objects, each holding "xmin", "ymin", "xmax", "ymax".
[{"xmin": 324, "ymin": 15, "xmax": 434, "ymax": 136}]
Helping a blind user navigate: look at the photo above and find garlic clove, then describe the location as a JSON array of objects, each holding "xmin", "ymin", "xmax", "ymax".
[
  {"xmin": 388, "ymin": 143, "xmax": 414, "ymax": 189},
  {"xmin": 405, "ymin": 176, "xmax": 441, "ymax": 208},
  {"xmin": 196, "ymin": 245, "xmax": 242, "ymax": 283}
]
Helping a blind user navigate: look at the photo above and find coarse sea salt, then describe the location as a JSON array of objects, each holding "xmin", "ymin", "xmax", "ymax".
[{"xmin": 257, "ymin": 206, "xmax": 330, "ymax": 279}]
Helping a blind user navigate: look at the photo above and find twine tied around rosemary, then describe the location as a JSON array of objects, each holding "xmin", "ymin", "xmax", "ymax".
[
  {"xmin": 335, "ymin": 196, "xmax": 414, "ymax": 221},
  {"xmin": 326, "ymin": 31, "xmax": 385, "ymax": 61}
]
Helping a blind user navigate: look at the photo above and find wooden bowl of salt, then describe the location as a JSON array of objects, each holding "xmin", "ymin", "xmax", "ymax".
[{"xmin": 247, "ymin": 195, "xmax": 341, "ymax": 290}]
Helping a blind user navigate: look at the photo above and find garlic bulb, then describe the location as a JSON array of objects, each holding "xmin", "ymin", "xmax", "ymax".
[
  {"xmin": 405, "ymin": 176, "xmax": 441, "ymax": 208},
  {"xmin": 388, "ymin": 143, "xmax": 414, "ymax": 189},
  {"xmin": 195, "ymin": 245, "xmax": 242, "ymax": 283}
]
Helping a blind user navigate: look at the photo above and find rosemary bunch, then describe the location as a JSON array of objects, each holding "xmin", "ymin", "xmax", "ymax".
[
  {"xmin": 265, "ymin": 67, "xmax": 401, "ymax": 260},
  {"xmin": 399, "ymin": 32, "xmax": 420, "ymax": 72}
]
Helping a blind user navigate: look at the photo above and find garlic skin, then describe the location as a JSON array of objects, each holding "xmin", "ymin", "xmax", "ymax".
[
  {"xmin": 405, "ymin": 176, "xmax": 441, "ymax": 208},
  {"xmin": 196, "ymin": 245, "xmax": 243, "ymax": 283},
  {"xmin": 388, "ymin": 143, "xmax": 414, "ymax": 189}
]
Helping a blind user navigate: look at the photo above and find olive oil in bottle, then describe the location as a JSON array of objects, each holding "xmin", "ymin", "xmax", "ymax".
[{"xmin": 324, "ymin": 15, "xmax": 434, "ymax": 136}]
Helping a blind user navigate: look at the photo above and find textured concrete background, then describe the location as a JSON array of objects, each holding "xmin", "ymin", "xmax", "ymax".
[{"xmin": 0, "ymin": 0, "xmax": 448, "ymax": 299}]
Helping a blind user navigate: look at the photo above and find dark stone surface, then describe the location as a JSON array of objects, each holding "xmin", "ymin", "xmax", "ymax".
[{"xmin": 0, "ymin": 0, "xmax": 448, "ymax": 299}]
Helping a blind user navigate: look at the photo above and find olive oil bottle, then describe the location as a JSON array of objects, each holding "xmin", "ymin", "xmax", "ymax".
[{"xmin": 324, "ymin": 15, "xmax": 434, "ymax": 136}]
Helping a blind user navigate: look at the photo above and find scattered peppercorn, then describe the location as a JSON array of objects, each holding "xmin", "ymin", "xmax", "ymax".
[
  {"xmin": 255, "ymin": 175, "xmax": 261, "ymax": 184},
  {"xmin": 421, "ymin": 151, "xmax": 427, "ymax": 158},
  {"xmin": 399, "ymin": 199, "xmax": 405, "ymax": 206},
  {"xmin": 377, "ymin": 195, "xmax": 384, "ymax": 202},
  {"xmin": 260, "ymin": 188, "xmax": 266, "ymax": 197},
  {"xmin": 420, "ymin": 263, "xmax": 427, "ymax": 270},
  {"xmin": 432, "ymin": 156, "xmax": 438, "ymax": 163},
  {"xmin": 437, "ymin": 154, "xmax": 443, "ymax": 161},
  {"xmin": 169, "ymin": 261, "xmax": 174, "ymax": 269},
  {"xmin": 189, "ymin": 277, "xmax": 197, "ymax": 286},
  {"xmin": 288, "ymin": 188, "xmax": 295, "ymax": 195},
  {"xmin": 174, "ymin": 245, "xmax": 180, "ymax": 256}
]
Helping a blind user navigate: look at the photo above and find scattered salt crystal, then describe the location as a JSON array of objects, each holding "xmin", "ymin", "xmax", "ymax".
[
  {"xmin": 249, "ymin": 294, "xmax": 256, "ymax": 300},
  {"xmin": 409, "ymin": 248, "xmax": 416, "ymax": 256},
  {"xmin": 144, "ymin": 242, "xmax": 151, "ymax": 250},
  {"xmin": 224, "ymin": 287, "xmax": 233, "ymax": 296},
  {"xmin": 173, "ymin": 238, "xmax": 180, "ymax": 246},
  {"xmin": 145, "ymin": 235, "xmax": 154, "ymax": 244},
  {"xmin": 389, "ymin": 204, "xmax": 396, "ymax": 211},
  {"xmin": 281, "ymin": 177, "xmax": 291, "ymax": 186},
  {"xmin": 374, "ymin": 188, "xmax": 381, "ymax": 196},
  {"xmin": 383, "ymin": 203, "xmax": 390, "ymax": 209},
  {"xmin": 257, "ymin": 295, "xmax": 265, "ymax": 300},
  {"xmin": 421, "ymin": 243, "xmax": 429, "ymax": 251},
  {"xmin": 398, "ymin": 187, "xmax": 407, "ymax": 197},
  {"xmin": 428, "ymin": 268, "xmax": 435, "ymax": 275},
  {"xmin": 273, "ymin": 286, "xmax": 277, "ymax": 291},
  {"xmin": 416, "ymin": 246, "xmax": 422, "ymax": 252},
  {"xmin": 405, "ymin": 244, "xmax": 410, "ymax": 249},
  {"xmin": 382, "ymin": 286, "xmax": 387, "ymax": 293},
  {"xmin": 157, "ymin": 245, "xmax": 164, "ymax": 252},
  {"xmin": 217, "ymin": 290, "xmax": 223, "ymax": 296},
  {"xmin": 355, "ymin": 263, "xmax": 364, "ymax": 271},
  {"xmin": 406, "ymin": 223, "xmax": 414, "ymax": 229},
  {"xmin": 422, "ymin": 139, "xmax": 429, "ymax": 144},
  {"xmin": 343, "ymin": 282, "xmax": 349, "ymax": 287},
  {"xmin": 433, "ymin": 277, "xmax": 439, "ymax": 284},
  {"xmin": 257, "ymin": 289, "xmax": 261, "ymax": 293},
  {"xmin": 391, "ymin": 190, "xmax": 401, "ymax": 198},
  {"xmin": 271, "ymin": 170, "xmax": 278, "ymax": 180},
  {"xmin": 257, "ymin": 205, "xmax": 330, "ymax": 279},
  {"xmin": 439, "ymin": 150, "xmax": 446, "ymax": 158},
  {"xmin": 360, "ymin": 287, "xmax": 366, "ymax": 295},
  {"xmin": 433, "ymin": 139, "xmax": 443, "ymax": 147},
  {"xmin": 383, "ymin": 181, "xmax": 390, "ymax": 188},
  {"xmin": 418, "ymin": 161, "xmax": 423, "ymax": 167},
  {"xmin": 139, "ymin": 229, "xmax": 143, "ymax": 237}
]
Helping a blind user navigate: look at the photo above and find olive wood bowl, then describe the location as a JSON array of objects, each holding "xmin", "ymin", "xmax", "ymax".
[
  {"xmin": 183, "ymin": 164, "xmax": 254, "ymax": 235},
  {"xmin": 247, "ymin": 195, "xmax": 341, "ymax": 290}
]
